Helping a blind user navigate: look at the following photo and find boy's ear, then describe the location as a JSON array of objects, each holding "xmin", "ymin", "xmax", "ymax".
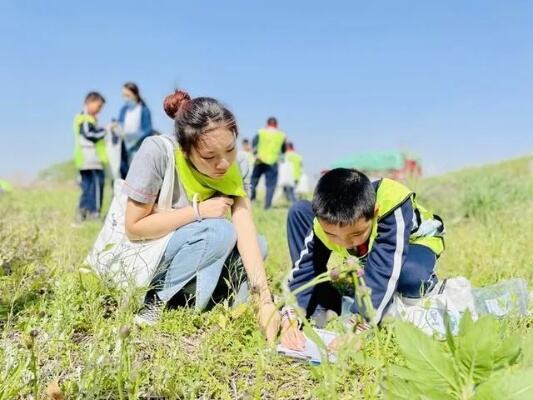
[{"xmin": 374, "ymin": 204, "xmax": 379, "ymax": 218}]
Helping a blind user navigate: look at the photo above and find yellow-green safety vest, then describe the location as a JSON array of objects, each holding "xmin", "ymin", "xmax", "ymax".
[
  {"xmin": 175, "ymin": 148, "xmax": 247, "ymax": 202},
  {"xmin": 313, "ymin": 178, "xmax": 445, "ymax": 258},
  {"xmin": 286, "ymin": 151, "xmax": 303, "ymax": 181},
  {"xmin": 0, "ymin": 179, "xmax": 13, "ymax": 193},
  {"xmin": 256, "ymin": 128, "xmax": 286, "ymax": 165},
  {"xmin": 73, "ymin": 112, "xmax": 108, "ymax": 170}
]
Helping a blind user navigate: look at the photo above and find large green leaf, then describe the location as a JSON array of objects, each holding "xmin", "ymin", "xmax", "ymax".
[
  {"xmin": 458, "ymin": 310, "xmax": 476, "ymax": 336},
  {"xmin": 455, "ymin": 316, "xmax": 521, "ymax": 385},
  {"xmin": 519, "ymin": 332, "xmax": 533, "ymax": 368},
  {"xmin": 455, "ymin": 316, "xmax": 499, "ymax": 384},
  {"xmin": 393, "ymin": 322, "xmax": 459, "ymax": 393},
  {"xmin": 382, "ymin": 374, "xmax": 456, "ymax": 400},
  {"xmin": 382, "ymin": 376, "xmax": 419, "ymax": 400},
  {"xmin": 473, "ymin": 369, "xmax": 533, "ymax": 400},
  {"xmin": 492, "ymin": 335, "xmax": 521, "ymax": 369}
]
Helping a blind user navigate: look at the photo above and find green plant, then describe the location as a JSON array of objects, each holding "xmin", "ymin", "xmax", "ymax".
[
  {"xmin": 26, "ymin": 329, "xmax": 40, "ymax": 400},
  {"xmin": 0, "ymin": 155, "xmax": 531, "ymax": 398},
  {"xmin": 383, "ymin": 312, "xmax": 533, "ymax": 399}
]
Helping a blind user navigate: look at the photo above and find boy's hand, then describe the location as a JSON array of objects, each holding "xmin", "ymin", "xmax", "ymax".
[
  {"xmin": 327, "ymin": 333, "xmax": 364, "ymax": 353},
  {"xmin": 327, "ymin": 335, "xmax": 345, "ymax": 353},
  {"xmin": 280, "ymin": 319, "xmax": 306, "ymax": 351}
]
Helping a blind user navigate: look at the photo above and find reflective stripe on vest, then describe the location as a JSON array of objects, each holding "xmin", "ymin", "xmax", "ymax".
[
  {"xmin": 313, "ymin": 178, "xmax": 445, "ymax": 258},
  {"xmin": 73, "ymin": 113, "xmax": 108, "ymax": 169},
  {"xmin": 257, "ymin": 129, "xmax": 285, "ymax": 165}
]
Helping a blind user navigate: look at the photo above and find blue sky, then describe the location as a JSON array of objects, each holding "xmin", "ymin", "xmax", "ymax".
[{"xmin": 1, "ymin": 0, "xmax": 532, "ymax": 181}]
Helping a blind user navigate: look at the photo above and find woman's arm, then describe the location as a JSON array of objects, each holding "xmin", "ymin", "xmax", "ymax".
[
  {"xmin": 231, "ymin": 197, "xmax": 270, "ymax": 299},
  {"xmin": 125, "ymin": 196, "xmax": 236, "ymax": 240},
  {"xmin": 125, "ymin": 199, "xmax": 196, "ymax": 240},
  {"xmin": 231, "ymin": 196, "xmax": 280, "ymax": 342}
]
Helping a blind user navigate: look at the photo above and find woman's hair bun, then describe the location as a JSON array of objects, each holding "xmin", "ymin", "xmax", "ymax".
[{"xmin": 163, "ymin": 90, "xmax": 191, "ymax": 119}]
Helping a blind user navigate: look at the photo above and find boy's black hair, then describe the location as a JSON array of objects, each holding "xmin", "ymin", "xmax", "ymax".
[
  {"xmin": 312, "ymin": 168, "xmax": 376, "ymax": 226},
  {"xmin": 85, "ymin": 91, "xmax": 106, "ymax": 104}
]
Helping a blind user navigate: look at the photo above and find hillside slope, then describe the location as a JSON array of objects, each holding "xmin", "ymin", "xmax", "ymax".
[{"xmin": 0, "ymin": 156, "xmax": 531, "ymax": 398}]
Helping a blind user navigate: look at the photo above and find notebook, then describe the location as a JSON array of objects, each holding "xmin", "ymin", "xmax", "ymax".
[{"xmin": 277, "ymin": 329, "xmax": 338, "ymax": 364}]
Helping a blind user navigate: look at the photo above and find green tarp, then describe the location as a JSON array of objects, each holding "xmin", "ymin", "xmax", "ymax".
[{"xmin": 331, "ymin": 150, "xmax": 418, "ymax": 171}]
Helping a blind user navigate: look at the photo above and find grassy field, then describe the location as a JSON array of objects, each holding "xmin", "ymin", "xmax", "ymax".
[{"xmin": 0, "ymin": 156, "xmax": 532, "ymax": 399}]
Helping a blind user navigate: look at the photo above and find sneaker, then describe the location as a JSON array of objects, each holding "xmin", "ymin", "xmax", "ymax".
[
  {"xmin": 134, "ymin": 296, "xmax": 165, "ymax": 326},
  {"xmin": 71, "ymin": 208, "xmax": 87, "ymax": 228},
  {"xmin": 85, "ymin": 212, "xmax": 101, "ymax": 221}
]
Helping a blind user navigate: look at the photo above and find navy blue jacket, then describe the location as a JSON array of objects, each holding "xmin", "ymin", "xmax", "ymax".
[{"xmin": 287, "ymin": 194, "xmax": 414, "ymax": 323}]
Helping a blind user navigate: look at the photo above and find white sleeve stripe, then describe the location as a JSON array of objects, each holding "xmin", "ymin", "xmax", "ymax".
[
  {"xmin": 288, "ymin": 230, "xmax": 314, "ymax": 282},
  {"xmin": 374, "ymin": 207, "xmax": 405, "ymax": 323},
  {"xmin": 82, "ymin": 118, "xmax": 104, "ymax": 139},
  {"xmin": 83, "ymin": 119, "xmax": 90, "ymax": 135}
]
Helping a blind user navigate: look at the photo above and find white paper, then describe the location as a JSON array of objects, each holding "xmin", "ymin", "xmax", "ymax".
[{"xmin": 277, "ymin": 329, "xmax": 338, "ymax": 364}]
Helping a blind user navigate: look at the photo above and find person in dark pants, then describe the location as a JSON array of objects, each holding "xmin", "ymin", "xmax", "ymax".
[
  {"xmin": 280, "ymin": 169, "xmax": 445, "ymax": 350},
  {"xmin": 79, "ymin": 170, "xmax": 105, "ymax": 216},
  {"xmin": 73, "ymin": 92, "xmax": 108, "ymax": 224},
  {"xmin": 282, "ymin": 142, "xmax": 303, "ymax": 204},
  {"xmin": 250, "ymin": 117, "xmax": 287, "ymax": 209}
]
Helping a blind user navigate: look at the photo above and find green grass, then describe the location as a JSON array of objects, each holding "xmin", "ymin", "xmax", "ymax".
[{"xmin": 0, "ymin": 156, "xmax": 532, "ymax": 399}]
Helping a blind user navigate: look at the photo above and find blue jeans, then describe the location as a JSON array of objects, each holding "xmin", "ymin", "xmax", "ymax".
[
  {"xmin": 250, "ymin": 162, "xmax": 279, "ymax": 209},
  {"xmin": 79, "ymin": 169, "xmax": 104, "ymax": 214},
  {"xmin": 283, "ymin": 185, "xmax": 297, "ymax": 203},
  {"xmin": 151, "ymin": 218, "xmax": 267, "ymax": 310}
]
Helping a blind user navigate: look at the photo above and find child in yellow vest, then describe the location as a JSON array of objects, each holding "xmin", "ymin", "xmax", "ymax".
[
  {"xmin": 73, "ymin": 92, "xmax": 108, "ymax": 224},
  {"xmin": 280, "ymin": 168, "xmax": 445, "ymax": 350},
  {"xmin": 283, "ymin": 141, "xmax": 303, "ymax": 203}
]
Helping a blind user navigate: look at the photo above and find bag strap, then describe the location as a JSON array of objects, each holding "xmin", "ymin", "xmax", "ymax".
[{"xmin": 157, "ymin": 136, "xmax": 176, "ymax": 210}]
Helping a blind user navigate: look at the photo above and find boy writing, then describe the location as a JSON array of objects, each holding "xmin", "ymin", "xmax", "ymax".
[{"xmin": 280, "ymin": 168, "xmax": 445, "ymax": 350}]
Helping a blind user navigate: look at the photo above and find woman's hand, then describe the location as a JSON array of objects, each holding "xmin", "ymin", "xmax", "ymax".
[
  {"xmin": 280, "ymin": 318, "xmax": 306, "ymax": 351},
  {"xmin": 198, "ymin": 196, "xmax": 234, "ymax": 219},
  {"xmin": 257, "ymin": 302, "xmax": 281, "ymax": 344}
]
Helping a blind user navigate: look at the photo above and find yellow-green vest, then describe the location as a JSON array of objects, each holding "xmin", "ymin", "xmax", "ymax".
[
  {"xmin": 256, "ymin": 128, "xmax": 286, "ymax": 165},
  {"xmin": 0, "ymin": 179, "xmax": 13, "ymax": 193},
  {"xmin": 313, "ymin": 178, "xmax": 445, "ymax": 258},
  {"xmin": 286, "ymin": 151, "xmax": 303, "ymax": 181},
  {"xmin": 73, "ymin": 112, "xmax": 108, "ymax": 170},
  {"xmin": 174, "ymin": 148, "xmax": 247, "ymax": 202}
]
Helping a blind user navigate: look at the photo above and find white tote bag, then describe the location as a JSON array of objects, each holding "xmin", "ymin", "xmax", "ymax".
[
  {"xmin": 295, "ymin": 173, "xmax": 310, "ymax": 195},
  {"xmin": 385, "ymin": 276, "xmax": 478, "ymax": 337},
  {"xmin": 277, "ymin": 159, "xmax": 295, "ymax": 187},
  {"xmin": 85, "ymin": 136, "xmax": 176, "ymax": 289},
  {"xmin": 104, "ymin": 127, "xmax": 123, "ymax": 182}
]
